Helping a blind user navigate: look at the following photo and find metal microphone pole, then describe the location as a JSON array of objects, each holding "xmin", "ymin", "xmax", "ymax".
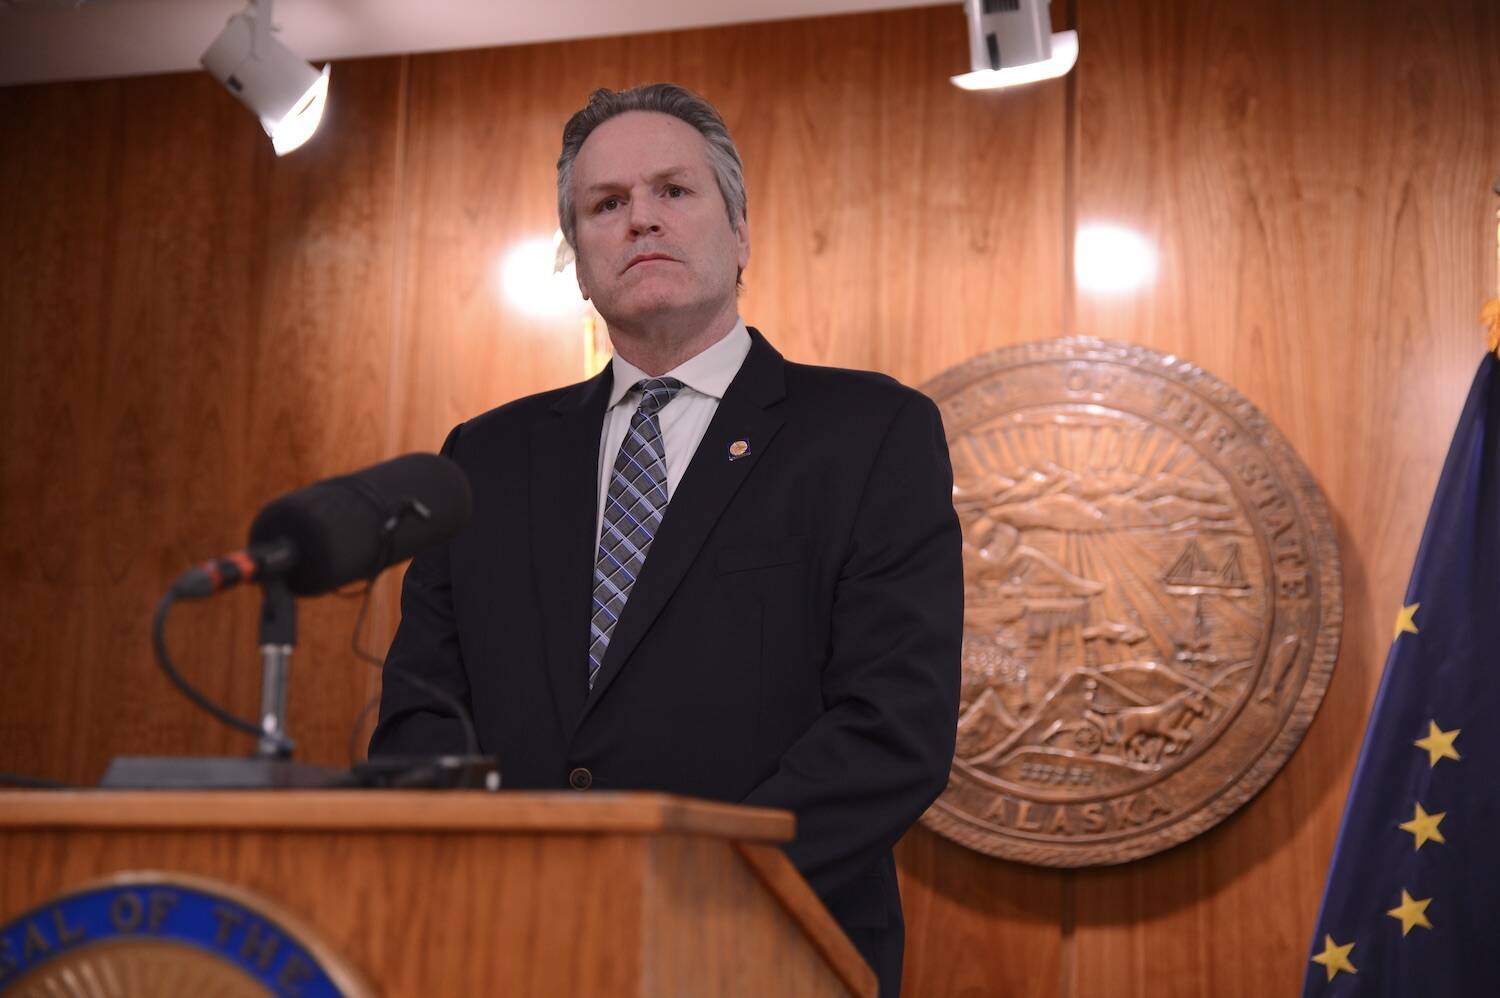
[{"xmin": 256, "ymin": 578, "xmax": 296, "ymax": 759}]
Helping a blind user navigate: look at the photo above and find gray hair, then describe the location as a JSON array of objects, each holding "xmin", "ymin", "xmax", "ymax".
[{"xmin": 556, "ymin": 83, "xmax": 748, "ymax": 252}]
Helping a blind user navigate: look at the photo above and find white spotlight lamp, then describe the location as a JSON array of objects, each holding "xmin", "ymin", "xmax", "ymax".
[
  {"xmin": 951, "ymin": 0, "xmax": 1078, "ymax": 91},
  {"xmin": 202, "ymin": 0, "xmax": 330, "ymax": 156}
]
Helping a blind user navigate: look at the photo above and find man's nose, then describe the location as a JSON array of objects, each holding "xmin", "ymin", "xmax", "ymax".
[{"xmin": 628, "ymin": 196, "xmax": 662, "ymax": 236}]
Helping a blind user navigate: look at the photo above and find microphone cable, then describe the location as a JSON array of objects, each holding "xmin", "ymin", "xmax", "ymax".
[
  {"xmin": 150, "ymin": 472, "xmax": 480, "ymax": 761},
  {"xmin": 341, "ymin": 507, "xmax": 480, "ymax": 765},
  {"xmin": 152, "ymin": 588, "xmax": 291, "ymax": 750}
]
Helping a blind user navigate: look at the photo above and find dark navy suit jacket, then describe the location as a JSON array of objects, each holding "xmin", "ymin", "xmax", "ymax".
[{"xmin": 371, "ymin": 328, "xmax": 962, "ymax": 996}]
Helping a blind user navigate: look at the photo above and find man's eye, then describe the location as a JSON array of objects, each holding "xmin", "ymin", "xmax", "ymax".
[
  {"xmin": 597, "ymin": 196, "xmax": 622, "ymax": 212},
  {"xmin": 666, "ymin": 185, "xmax": 686, "ymax": 198}
]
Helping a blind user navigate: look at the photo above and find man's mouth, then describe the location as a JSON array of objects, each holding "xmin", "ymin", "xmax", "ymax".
[{"xmin": 624, "ymin": 253, "xmax": 676, "ymax": 272}]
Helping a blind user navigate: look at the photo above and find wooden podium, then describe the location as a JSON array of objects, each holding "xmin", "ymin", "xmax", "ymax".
[{"xmin": 0, "ymin": 790, "xmax": 876, "ymax": 997}]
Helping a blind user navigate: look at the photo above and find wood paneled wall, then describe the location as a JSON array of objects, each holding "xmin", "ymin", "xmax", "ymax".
[{"xmin": 1, "ymin": 2, "xmax": 1496, "ymax": 994}]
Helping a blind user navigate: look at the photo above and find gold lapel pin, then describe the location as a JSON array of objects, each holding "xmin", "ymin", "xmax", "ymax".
[{"xmin": 728, "ymin": 439, "xmax": 751, "ymax": 461}]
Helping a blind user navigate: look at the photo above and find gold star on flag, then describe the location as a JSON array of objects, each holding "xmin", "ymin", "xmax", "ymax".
[
  {"xmin": 1392, "ymin": 602, "xmax": 1420, "ymax": 641},
  {"xmin": 1386, "ymin": 890, "xmax": 1433, "ymax": 936},
  {"xmin": 1311, "ymin": 934, "xmax": 1357, "ymax": 981},
  {"xmin": 1414, "ymin": 721, "xmax": 1461, "ymax": 767},
  {"xmin": 1398, "ymin": 802, "xmax": 1446, "ymax": 850}
]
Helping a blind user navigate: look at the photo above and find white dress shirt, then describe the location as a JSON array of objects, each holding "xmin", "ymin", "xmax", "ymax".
[{"xmin": 595, "ymin": 320, "xmax": 753, "ymax": 544}]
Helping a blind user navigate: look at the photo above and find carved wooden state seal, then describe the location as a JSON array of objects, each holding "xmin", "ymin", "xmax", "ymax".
[
  {"xmin": 0, "ymin": 872, "xmax": 371, "ymax": 996},
  {"xmin": 920, "ymin": 338, "xmax": 1342, "ymax": 866}
]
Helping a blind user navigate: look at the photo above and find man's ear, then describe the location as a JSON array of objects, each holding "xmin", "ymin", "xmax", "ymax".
[
  {"xmin": 574, "ymin": 250, "xmax": 592, "ymax": 301},
  {"xmin": 734, "ymin": 215, "xmax": 750, "ymax": 273}
]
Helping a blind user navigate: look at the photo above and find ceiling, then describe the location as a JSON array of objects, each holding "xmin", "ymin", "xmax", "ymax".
[{"xmin": 0, "ymin": 0, "xmax": 952, "ymax": 87}]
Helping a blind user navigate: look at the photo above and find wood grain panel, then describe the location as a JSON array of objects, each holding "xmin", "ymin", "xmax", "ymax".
[
  {"xmin": 0, "ymin": 798, "xmax": 864, "ymax": 996},
  {"xmin": 0, "ymin": 790, "xmax": 795, "ymax": 841},
  {"xmin": 0, "ymin": 58, "xmax": 405, "ymax": 783},
  {"xmin": 388, "ymin": 41, "xmax": 586, "ymax": 458},
  {"xmin": 727, "ymin": 7, "xmax": 1067, "ymax": 384},
  {"xmin": 651, "ymin": 836, "xmax": 872, "ymax": 997},
  {"xmin": 897, "ymin": 827, "xmax": 1065, "ymax": 998},
  {"xmin": 1067, "ymin": 1, "xmax": 1500, "ymax": 995},
  {"xmin": 735, "ymin": 842, "xmax": 880, "ymax": 998},
  {"xmin": 0, "ymin": 826, "xmax": 649, "ymax": 996}
]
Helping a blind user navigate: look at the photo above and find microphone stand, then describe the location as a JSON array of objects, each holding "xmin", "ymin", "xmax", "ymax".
[
  {"xmin": 100, "ymin": 577, "xmax": 355, "ymax": 789},
  {"xmin": 256, "ymin": 579, "xmax": 296, "ymax": 759},
  {"xmin": 102, "ymin": 556, "xmax": 498, "ymax": 791},
  {"xmin": 101, "ymin": 455, "xmax": 497, "ymax": 790}
]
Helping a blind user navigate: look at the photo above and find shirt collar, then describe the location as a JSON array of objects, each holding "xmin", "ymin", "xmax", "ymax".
[{"xmin": 606, "ymin": 319, "xmax": 751, "ymax": 409}]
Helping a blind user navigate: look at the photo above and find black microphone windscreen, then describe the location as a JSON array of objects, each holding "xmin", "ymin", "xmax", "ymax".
[{"xmin": 247, "ymin": 453, "xmax": 473, "ymax": 596}]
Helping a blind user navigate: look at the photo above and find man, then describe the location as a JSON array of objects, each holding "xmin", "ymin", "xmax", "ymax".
[{"xmin": 372, "ymin": 83, "xmax": 961, "ymax": 996}]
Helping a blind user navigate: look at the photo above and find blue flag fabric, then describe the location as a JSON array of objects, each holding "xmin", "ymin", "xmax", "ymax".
[{"xmin": 1303, "ymin": 354, "xmax": 1500, "ymax": 994}]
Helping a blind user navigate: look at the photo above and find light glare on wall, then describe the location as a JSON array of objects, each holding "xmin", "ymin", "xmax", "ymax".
[
  {"xmin": 1074, "ymin": 224, "xmax": 1159, "ymax": 295},
  {"xmin": 497, "ymin": 233, "xmax": 588, "ymax": 318}
]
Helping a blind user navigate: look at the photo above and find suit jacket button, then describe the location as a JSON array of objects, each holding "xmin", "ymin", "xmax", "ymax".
[{"xmin": 568, "ymin": 767, "xmax": 593, "ymax": 791}]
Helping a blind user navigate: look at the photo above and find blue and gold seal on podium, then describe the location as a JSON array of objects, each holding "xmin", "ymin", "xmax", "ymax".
[{"xmin": 0, "ymin": 873, "xmax": 369, "ymax": 996}]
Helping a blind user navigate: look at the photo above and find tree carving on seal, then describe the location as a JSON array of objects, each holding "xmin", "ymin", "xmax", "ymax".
[{"xmin": 920, "ymin": 338, "xmax": 1342, "ymax": 867}]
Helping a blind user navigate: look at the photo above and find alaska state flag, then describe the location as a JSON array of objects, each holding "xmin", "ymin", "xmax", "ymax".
[{"xmin": 1302, "ymin": 353, "xmax": 1500, "ymax": 994}]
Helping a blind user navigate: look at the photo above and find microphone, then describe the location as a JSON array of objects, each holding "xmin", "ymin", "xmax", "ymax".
[{"xmin": 171, "ymin": 453, "xmax": 472, "ymax": 599}]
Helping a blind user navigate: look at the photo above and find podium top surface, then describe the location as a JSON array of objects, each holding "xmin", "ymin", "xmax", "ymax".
[{"xmin": 0, "ymin": 790, "xmax": 795, "ymax": 842}]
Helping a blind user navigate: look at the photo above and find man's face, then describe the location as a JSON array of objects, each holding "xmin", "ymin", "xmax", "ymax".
[{"xmin": 570, "ymin": 111, "xmax": 749, "ymax": 331}]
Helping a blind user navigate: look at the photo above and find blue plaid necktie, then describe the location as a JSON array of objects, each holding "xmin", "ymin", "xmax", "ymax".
[{"xmin": 589, "ymin": 377, "xmax": 685, "ymax": 689}]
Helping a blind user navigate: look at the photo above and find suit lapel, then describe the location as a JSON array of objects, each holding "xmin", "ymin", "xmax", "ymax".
[
  {"xmin": 578, "ymin": 329, "xmax": 788, "ymax": 724},
  {"xmin": 531, "ymin": 368, "xmax": 611, "ymax": 735}
]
